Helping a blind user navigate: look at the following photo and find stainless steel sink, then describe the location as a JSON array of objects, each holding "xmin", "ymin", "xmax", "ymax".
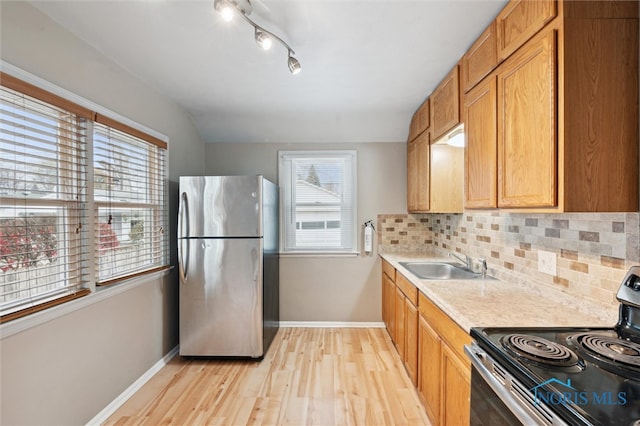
[{"xmin": 399, "ymin": 261, "xmax": 492, "ymax": 280}]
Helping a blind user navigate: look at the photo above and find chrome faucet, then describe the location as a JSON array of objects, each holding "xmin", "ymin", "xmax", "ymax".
[
  {"xmin": 449, "ymin": 251, "xmax": 473, "ymax": 270},
  {"xmin": 478, "ymin": 258, "xmax": 488, "ymax": 279}
]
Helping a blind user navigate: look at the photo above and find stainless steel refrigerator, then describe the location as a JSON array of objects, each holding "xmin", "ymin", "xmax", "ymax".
[{"xmin": 177, "ymin": 175, "xmax": 279, "ymax": 358}]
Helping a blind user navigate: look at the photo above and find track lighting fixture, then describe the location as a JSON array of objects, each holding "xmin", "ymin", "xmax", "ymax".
[{"xmin": 214, "ymin": 0, "xmax": 301, "ymax": 75}]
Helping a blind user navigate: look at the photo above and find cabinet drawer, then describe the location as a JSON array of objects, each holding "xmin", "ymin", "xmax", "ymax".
[
  {"xmin": 462, "ymin": 22, "xmax": 498, "ymax": 93},
  {"xmin": 396, "ymin": 273, "xmax": 418, "ymax": 306},
  {"xmin": 496, "ymin": 0, "xmax": 556, "ymax": 60},
  {"xmin": 382, "ymin": 259, "xmax": 396, "ymax": 282},
  {"xmin": 418, "ymin": 292, "xmax": 470, "ymax": 364}
]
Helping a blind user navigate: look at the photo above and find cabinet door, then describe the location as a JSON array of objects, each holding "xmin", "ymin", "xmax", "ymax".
[
  {"xmin": 382, "ymin": 272, "xmax": 391, "ymax": 329},
  {"xmin": 407, "ymin": 140, "xmax": 418, "ymax": 212},
  {"xmin": 415, "ymin": 131, "xmax": 430, "ymax": 211},
  {"xmin": 431, "ymin": 65, "xmax": 460, "ymax": 141},
  {"xmin": 462, "ymin": 22, "xmax": 498, "ymax": 93},
  {"xmin": 418, "ymin": 315, "xmax": 441, "ymax": 424},
  {"xmin": 404, "ymin": 299, "xmax": 419, "ymax": 387},
  {"xmin": 386, "ymin": 277, "xmax": 396, "ymax": 341},
  {"xmin": 497, "ymin": 28, "xmax": 557, "ymax": 208},
  {"xmin": 464, "ymin": 75, "xmax": 497, "ymax": 208},
  {"xmin": 394, "ymin": 287, "xmax": 406, "ymax": 359},
  {"xmin": 430, "ymin": 142, "xmax": 464, "ymax": 213},
  {"xmin": 441, "ymin": 344, "xmax": 471, "ymax": 426},
  {"xmin": 496, "ymin": 0, "xmax": 556, "ymax": 60}
]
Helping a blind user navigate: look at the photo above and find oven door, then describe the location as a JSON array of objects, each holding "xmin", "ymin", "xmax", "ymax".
[
  {"xmin": 465, "ymin": 343, "xmax": 569, "ymax": 426},
  {"xmin": 470, "ymin": 367, "xmax": 523, "ymax": 425}
]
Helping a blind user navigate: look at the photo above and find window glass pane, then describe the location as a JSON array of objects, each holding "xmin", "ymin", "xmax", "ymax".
[
  {"xmin": 94, "ymin": 122, "xmax": 168, "ymax": 284},
  {"xmin": 0, "ymin": 85, "xmax": 87, "ymax": 318},
  {"xmin": 279, "ymin": 150, "xmax": 356, "ymax": 253}
]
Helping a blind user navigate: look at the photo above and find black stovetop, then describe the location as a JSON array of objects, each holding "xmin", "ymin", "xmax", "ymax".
[{"xmin": 472, "ymin": 326, "xmax": 640, "ymax": 426}]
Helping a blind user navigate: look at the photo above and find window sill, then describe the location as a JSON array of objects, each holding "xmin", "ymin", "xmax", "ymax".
[
  {"xmin": 0, "ymin": 267, "xmax": 173, "ymax": 340},
  {"xmin": 279, "ymin": 251, "xmax": 360, "ymax": 258}
]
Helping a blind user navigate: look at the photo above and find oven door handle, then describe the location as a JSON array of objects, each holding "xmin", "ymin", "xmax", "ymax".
[{"xmin": 465, "ymin": 343, "xmax": 568, "ymax": 426}]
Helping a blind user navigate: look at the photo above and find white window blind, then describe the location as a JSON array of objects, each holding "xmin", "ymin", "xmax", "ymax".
[
  {"xmin": 279, "ymin": 150, "xmax": 357, "ymax": 254},
  {"xmin": 93, "ymin": 121, "xmax": 168, "ymax": 285},
  {"xmin": 0, "ymin": 71, "xmax": 170, "ymax": 322},
  {"xmin": 0, "ymin": 85, "xmax": 89, "ymax": 319}
]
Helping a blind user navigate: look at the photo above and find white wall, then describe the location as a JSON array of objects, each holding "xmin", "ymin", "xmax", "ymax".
[
  {"xmin": 0, "ymin": 2, "xmax": 205, "ymax": 424},
  {"xmin": 204, "ymin": 142, "xmax": 407, "ymax": 322}
]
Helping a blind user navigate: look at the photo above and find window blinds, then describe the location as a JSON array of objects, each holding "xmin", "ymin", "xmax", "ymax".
[
  {"xmin": 279, "ymin": 151, "xmax": 357, "ymax": 253},
  {"xmin": 0, "ymin": 72, "xmax": 169, "ymax": 322},
  {"xmin": 93, "ymin": 122, "xmax": 168, "ymax": 285},
  {"xmin": 0, "ymin": 85, "xmax": 89, "ymax": 319}
]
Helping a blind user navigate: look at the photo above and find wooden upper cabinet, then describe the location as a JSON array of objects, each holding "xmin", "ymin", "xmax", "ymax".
[
  {"xmin": 406, "ymin": 140, "xmax": 418, "ymax": 212},
  {"xmin": 496, "ymin": 0, "xmax": 556, "ymax": 60},
  {"xmin": 464, "ymin": 75, "xmax": 497, "ymax": 209},
  {"xmin": 561, "ymin": 15, "xmax": 638, "ymax": 211},
  {"xmin": 408, "ymin": 100, "xmax": 430, "ymax": 142},
  {"xmin": 430, "ymin": 142, "xmax": 464, "ymax": 213},
  {"xmin": 430, "ymin": 65, "xmax": 460, "ymax": 141},
  {"xmin": 415, "ymin": 132, "xmax": 430, "ymax": 211},
  {"xmin": 407, "ymin": 131, "xmax": 430, "ymax": 213},
  {"xmin": 462, "ymin": 22, "xmax": 498, "ymax": 93},
  {"xmin": 497, "ymin": 27, "xmax": 557, "ymax": 208}
]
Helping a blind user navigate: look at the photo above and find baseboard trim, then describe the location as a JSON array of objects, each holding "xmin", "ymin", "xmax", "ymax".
[
  {"xmin": 279, "ymin": 321, "xmax": 385, "ymax": 328},
  {"xmin": 86, "ymin": 345, "xmax": 179, "ymax": 425}
]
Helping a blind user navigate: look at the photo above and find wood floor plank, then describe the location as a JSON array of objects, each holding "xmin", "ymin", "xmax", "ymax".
[{"xmin": 104, "ymin": 328, "xmax": 430, "ymax": 426}]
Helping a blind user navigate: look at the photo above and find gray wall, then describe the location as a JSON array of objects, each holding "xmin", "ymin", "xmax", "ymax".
[
  {"xmin": 0, "ymin": 2, "xmax": 205, "ymax": 424},
  {"xmin": 205, "ymin": 142, "xmax": 407, "ymax": 322}
]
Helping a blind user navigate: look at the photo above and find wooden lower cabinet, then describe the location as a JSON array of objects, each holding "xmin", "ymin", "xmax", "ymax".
[
  {"xmin": 418, "ymin": 315, "xmax": 441, "ymax": 422},
  {"xmin": 418, "ymin": 292, "xmax": 472, "ymax": 426},
  {"xmin": 381, "ymin": 262, "xmax": 472, "ymax": 425},
  {"xmin": 405, "ymin": 299, "xmax": 419, "ymax": 387},
  {"xmin": 441, "ymin": 344, "xmax": 471, "ymax": 426},
  {"xmin": 395, "ymin": 286, "xmax": 406, "ymax": 359}
]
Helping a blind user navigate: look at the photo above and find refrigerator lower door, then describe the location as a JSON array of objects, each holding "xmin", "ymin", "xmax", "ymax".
[{"xmin": 179, "ymin": 238, "xmax": 263, "ymax": 357}]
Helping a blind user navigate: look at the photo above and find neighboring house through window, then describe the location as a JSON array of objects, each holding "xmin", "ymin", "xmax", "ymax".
[{"xmin": 278, "ymin": 150, "xmax": 357, "ymax": 254}]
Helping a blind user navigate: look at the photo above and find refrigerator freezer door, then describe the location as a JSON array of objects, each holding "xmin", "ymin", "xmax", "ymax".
[
  {"xmin": 179, "ymin": 176, "xmax": 262, "ymax": 238},
  {"xmin": 179, "ymin": 238, "xmax": 263, "ymax": 357}
]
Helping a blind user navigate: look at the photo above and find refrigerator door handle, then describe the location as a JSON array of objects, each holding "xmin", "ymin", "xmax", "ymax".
[{"xmin": 178, "ymin": 191, "xmax": 190, "ymax": 280}]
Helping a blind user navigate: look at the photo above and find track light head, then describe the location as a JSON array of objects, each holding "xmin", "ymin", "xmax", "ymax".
[
  {"xmin": 287, "ymin": 52, "xmax": 302, "ymax": 75},
  {"xmin": 255, "ymin": 29, "xmax": 272, "ymax": 51},
  {"xmin": 214, "ymin": 0, "xmax": 252, "ymax": 21}
]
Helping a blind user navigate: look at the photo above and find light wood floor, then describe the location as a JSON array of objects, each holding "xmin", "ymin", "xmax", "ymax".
[{"xmin": 104, "ymin": 327, "xmax": 430, "ymax": 425}]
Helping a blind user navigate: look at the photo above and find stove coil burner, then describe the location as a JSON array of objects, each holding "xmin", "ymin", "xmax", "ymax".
[
  {"xmin": 501, "ymin": 334, "xmax": 580, "ymax": 367},
  {"xmin": 569, "ymin": 333, "xmax": 640, "ymax": 368}
]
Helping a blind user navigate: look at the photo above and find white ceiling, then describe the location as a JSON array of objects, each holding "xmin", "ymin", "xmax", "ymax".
[{"xmin": 31, "ymin": 0, "xmax": 507, "ymax": 143}]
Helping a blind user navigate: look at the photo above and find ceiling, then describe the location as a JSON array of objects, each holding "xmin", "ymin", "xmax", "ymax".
[{"xmin": 30, "ymin": 0, "xmax": 507, "ymax": 144}]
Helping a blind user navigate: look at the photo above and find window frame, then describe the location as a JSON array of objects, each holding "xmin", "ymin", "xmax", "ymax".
[
  {"xmin": 0, "ymin": 64, "xmax": 170, "ymax": 324},
  {"xmin": 278, "ymin": 150, "xmax": 358, "ymax": 256}
]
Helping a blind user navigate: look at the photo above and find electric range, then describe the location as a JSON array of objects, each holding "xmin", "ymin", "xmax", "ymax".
[{"xmin": 466, "ymin": 266, "xmax": 640, "ymax": 426}]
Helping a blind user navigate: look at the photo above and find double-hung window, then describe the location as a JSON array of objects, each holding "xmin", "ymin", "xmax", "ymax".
[
  {"xmin": 0, "ymin": 78, "xmax": 90, "ymax": 320},
  {"xmin": 93, "ymin": 117, "xmax": 168, "ymax": 285},
  {"xmin": 278, "ymin": 150, "xmax": 357, "ymax": 254},
  {"xmin": 0, "ymin": 71, "xmax": 169, "ymax": 322}
]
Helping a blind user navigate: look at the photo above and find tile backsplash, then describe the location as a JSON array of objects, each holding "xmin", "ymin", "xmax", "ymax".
[{"xmin": 378, "ymin": 212, "xmax": 640, "ymax": 309}]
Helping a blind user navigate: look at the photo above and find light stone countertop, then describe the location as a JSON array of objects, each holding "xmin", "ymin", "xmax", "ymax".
[{"xmin": 380, "ymin": 252, "xmax": 619, "ymax": 333}]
